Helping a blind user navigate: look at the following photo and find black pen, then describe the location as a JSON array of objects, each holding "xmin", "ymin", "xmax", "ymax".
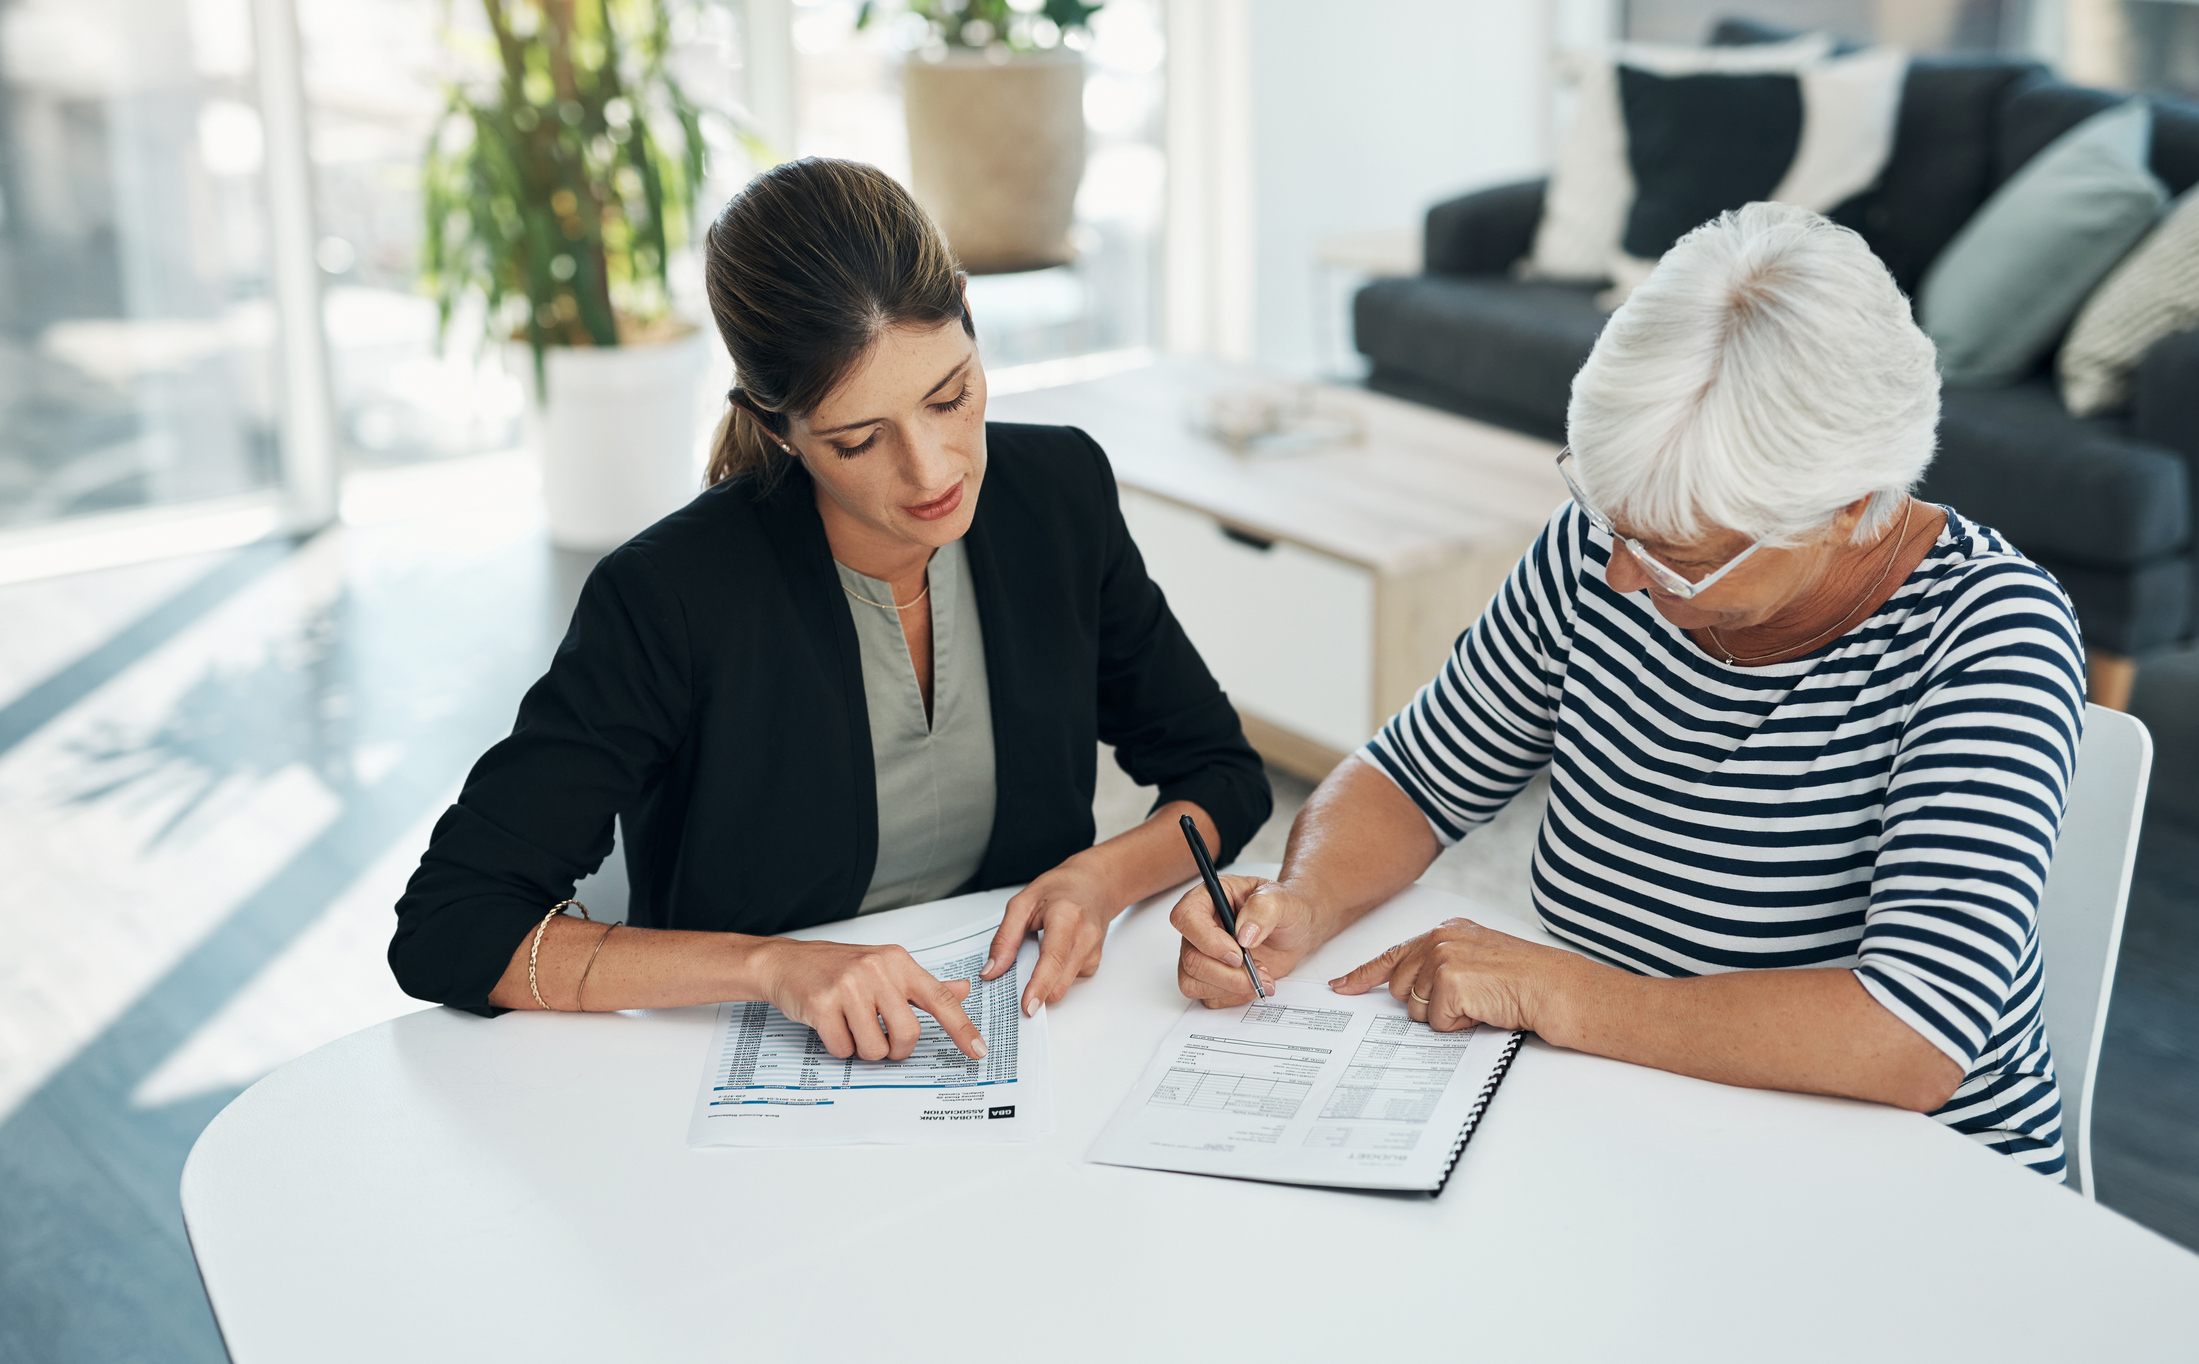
[{"xmin": 1179, "ymin": 814, "xmax": 1265, "ymax": 1000}]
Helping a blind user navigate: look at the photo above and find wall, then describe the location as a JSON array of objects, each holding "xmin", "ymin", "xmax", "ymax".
[{"xmin": 1242, "ymin": 0, "xmax": 1552, "ymax": 375}]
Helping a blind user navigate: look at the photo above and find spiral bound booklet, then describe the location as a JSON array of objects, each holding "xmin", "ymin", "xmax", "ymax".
[{"xmin": 1087, "ymin": 980, "xmax": 1522, "ymax": 1193}]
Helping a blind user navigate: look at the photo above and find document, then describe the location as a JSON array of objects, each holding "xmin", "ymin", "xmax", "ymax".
[
  {"xmin": 1087, "ymin": 979, "xmax": 1521, "ymax": 1191},
  {"xmin": 686, "ymin": 921, "xmax": 1052, "ymax": 1147}
]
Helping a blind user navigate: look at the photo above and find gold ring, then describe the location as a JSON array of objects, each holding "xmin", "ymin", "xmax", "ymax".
[{"xmin": 1410, "ymin": 988, "xmax": 1430, "ymax": 1005}]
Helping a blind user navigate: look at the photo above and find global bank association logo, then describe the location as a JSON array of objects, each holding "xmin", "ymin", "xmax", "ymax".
[{"xmin": 987, "ymin": 1105, "xmax": 1015, "ymax": 1119}]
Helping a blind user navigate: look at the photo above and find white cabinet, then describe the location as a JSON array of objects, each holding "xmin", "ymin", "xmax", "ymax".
[
  {"xmin": 1121, "ymin": 489, "xmax": 1373, "ymax": 755},
  {"xmin": 992, "ymin": 358, "xmax": 1568, "ymax": 781}
]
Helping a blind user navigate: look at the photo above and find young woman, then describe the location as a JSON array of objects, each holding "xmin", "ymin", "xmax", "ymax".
[{"xmin": 390, "ymin": 158, "xmax": 1270, "ymax": 1063}]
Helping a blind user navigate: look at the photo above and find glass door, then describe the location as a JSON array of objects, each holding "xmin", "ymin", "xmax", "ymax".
[
  {"xmin": 293, "ymin": 0, "xmax": 524, "ymax": 474},
  {"xmin": 0, "ymin": 0, "xmax": 284, "ymax": 530}
]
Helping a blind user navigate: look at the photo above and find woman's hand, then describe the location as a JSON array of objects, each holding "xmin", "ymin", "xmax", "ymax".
[
  {"xmin": 1171, "ymin": 876, "xmax": 1326, "ymax": 1007},
  {"xmin": 748, "ymin": 939, "xmax": 987, "ymax": 1062},
  {"xmin": 981, "ymin": 860, "xmax": 1122, "ymax": 1017},
  {"xmin": 1330, "ymin": 917, "xmax": 1583, "ymax": 1032}
]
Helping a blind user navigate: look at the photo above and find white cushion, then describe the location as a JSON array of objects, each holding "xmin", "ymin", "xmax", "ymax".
[{"xmin": 2059, "ymin": 186, "xmax": 2199, "ymax": 417}]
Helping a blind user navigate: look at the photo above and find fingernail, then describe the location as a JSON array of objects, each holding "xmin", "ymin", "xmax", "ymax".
[
  {"xmin": 973, "ymin": 1037, "xmax": 987, "ymax": 1059},
  {"xmin": 1241, "ymin": 924, "xmax": 1263, "ymax": 948}
]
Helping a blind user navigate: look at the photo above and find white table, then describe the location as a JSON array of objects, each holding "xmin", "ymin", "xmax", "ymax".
[{"xmin": 183, "ymin": 873, "xmax": 2199, "ymax": 1362}]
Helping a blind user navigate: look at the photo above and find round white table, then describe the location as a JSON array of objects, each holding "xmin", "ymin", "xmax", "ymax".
[{"xmin": 183, "ymin": 871, "xmax": 2199, "ymax": 1362}]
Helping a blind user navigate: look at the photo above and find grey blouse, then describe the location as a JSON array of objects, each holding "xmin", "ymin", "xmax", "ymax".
[{"xmin": 835, "ymin": 540, "xmax": 998, "ymax": 914}]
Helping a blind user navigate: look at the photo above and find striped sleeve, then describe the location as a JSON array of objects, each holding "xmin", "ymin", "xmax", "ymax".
[
  {"xmin": 1359, "ymin": 504, "xmax": 1581, "ymax": 844},
  {"xmin": 1852, "ymin": 560, "xmax": 2086, "ymax": 1071}
]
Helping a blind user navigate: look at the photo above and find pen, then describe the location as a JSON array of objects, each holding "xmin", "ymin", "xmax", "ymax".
[{"xmin": 1179, "ymin": 814, "xmax": 1266, "ymax": 1000}]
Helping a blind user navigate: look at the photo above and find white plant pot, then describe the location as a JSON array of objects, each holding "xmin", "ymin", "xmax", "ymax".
[
  {"xmin": 510, "ymin": 326, "xmax": 708, "ymax": 552},
  {"xmin": 904, "ymin": 50, "xmax": 1086, "ymax": 274}
]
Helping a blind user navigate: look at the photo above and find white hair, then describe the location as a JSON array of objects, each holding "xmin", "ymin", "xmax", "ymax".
[{"xmin": 1565, "ymin": 201, "xmax": 1940, "ymax": 546}]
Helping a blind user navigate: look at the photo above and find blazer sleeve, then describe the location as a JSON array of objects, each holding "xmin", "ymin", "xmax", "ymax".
[
  {"xmin": 388, "ymin": 545, "xmax": 693, "ymax": 1015},
  {"xmin": 1077, "ymin": 429, "xmax": 1274, "ymax": 863}
]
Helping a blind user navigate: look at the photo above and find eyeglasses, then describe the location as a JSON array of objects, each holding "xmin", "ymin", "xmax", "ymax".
[{"xmin": 1554, "ymin": 448, "xmax": 1765, "ymax": 600}]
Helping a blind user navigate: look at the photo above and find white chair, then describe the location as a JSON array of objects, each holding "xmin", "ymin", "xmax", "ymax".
[{"xmin": 2035, "ymin": 703, "xmax": 2154, "ymax": 1199}]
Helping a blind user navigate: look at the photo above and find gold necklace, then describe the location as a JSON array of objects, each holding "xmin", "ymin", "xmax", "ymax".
[
  {"xmin": 841, "ymin": 579, "xmax": 930, "ymax": 612},
  {"xmin": 1708, "ymin": 499, "xmax": 1915, "ymax": 666}
]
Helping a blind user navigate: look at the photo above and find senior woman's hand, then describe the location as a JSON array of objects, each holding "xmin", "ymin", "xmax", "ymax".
[
  {"xmin": 1330, "ymin": 917, "xmax": 1589, "ymax": 1032},
  {"xmin": 1171, "ymin": 875, "xmax": 1326, "ymax": 1006}
]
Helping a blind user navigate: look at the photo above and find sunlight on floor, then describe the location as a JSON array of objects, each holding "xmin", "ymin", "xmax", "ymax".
[
  {"xmin": 129, "ymin": 796, "xmax": 447, "ymax": 1109},
  {"xmin": 0, "ymin": 540, "xmax": 350, "ymax": 1121},
  {"xmin": 0, "ymin": 464, "xmax": 550, "ymax": 1129}
]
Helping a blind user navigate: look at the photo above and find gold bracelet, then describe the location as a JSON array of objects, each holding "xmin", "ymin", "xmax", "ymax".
[
  {"xmin": 576, "ymin": 922, "xmax": 617, "ymax": 1012},
  {"xmin": 527, "ymin": 900, "xmax": 591, "ymax": 1010}
]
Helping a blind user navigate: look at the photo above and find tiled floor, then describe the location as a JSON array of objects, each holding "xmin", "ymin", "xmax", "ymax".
[
  {"xmin": 1, "ymin": 474, "xmax": 2194, "ymax": 1362},
  {"xmin": 0, "ymin": 479, "xmax": 571, "ymax": 1363}
]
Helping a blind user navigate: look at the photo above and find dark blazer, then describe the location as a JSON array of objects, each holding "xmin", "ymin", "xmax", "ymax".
[{"xmin": 389, "ymin": 422, "xmax": 1272, "ymax": 1013}]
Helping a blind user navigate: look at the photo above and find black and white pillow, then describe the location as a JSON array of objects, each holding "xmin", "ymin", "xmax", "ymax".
[
  {"xmin": 1602, "ymin": 46, "xmax": 1907, "ymax": 304},
  {"xmin": 1525, "ymin": 34, "xmax": 1833, "ymax": 283},
  {"xmin": 1618, "ymin": 67, "xmax": 1805, "ymax": 259}
]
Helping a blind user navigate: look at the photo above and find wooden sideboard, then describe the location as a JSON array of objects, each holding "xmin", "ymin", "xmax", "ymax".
[{"xmin": 989, "ymin": 356, "xmax": 1567, "ymax": 782}]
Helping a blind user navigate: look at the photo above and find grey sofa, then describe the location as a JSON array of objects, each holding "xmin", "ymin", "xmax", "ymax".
[{"xmin": 1354, "ymin": 29, "xmax": 2199, "ymax": 676}]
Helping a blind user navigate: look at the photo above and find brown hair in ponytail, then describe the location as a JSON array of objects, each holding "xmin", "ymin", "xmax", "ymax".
[{"xmin": 702, "ymin": 158, "xmax": 971, "ymax": 488}]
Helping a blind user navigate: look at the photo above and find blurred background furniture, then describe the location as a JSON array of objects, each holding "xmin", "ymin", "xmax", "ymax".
[
  {"xmin": 1313, "ymin": 228, "xmax": 1422, "ymax": 379},
  {"xmin": 1352, "ymin": 18, "xmax": 2199, "ymax": 707},
  {"xmin": 992, "ymin": 357, "xmax": 1567, "ymax": 780}
]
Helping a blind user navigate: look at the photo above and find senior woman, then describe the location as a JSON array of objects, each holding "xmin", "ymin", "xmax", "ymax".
[
  {"xmin": 1173, "ymin": 202, "xmax": 2083, "ymax": 1176},
  {"xmin": 391, "ymin": 158, "xmax": 1269, "ymax": 1058}
]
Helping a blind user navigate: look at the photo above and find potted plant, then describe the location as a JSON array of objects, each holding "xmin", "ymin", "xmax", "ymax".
[
  {"xmin": 859, "ymin": 0, "xmax": 1104, "ymax": 274},
  {"xmin": 422, "ymin": 0, "xmax": 751, "ymax": 550}
]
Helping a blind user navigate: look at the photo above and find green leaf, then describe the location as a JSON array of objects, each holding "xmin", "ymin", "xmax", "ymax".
[{"xmin": 421, "ymin": 0, "xmax": 747, "ymax": 392}]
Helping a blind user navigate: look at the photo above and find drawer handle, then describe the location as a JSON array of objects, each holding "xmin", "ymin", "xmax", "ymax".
[{"xmin": 1219, "ymin": 524, "xmax": 1277, "ymax": 553}]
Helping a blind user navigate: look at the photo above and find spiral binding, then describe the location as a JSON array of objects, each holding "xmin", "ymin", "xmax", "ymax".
[{"xmin": 1431, "ymin": 1029, "xmax": 1527, "ymax": 1197}]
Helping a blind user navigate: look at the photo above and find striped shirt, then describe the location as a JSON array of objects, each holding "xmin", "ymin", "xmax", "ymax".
[{"xmin": 1364, "ymin": 503, "xmax": 2084, "ymax": 1176}]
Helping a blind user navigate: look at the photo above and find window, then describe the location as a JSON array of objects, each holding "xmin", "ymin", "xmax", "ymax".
[
  {"xmin": 0, "ymin": 0, "xmax": 282, "ymax": 530},
  {"xmin": 294, "ymin": 0, "xmax": 524, "ymax": 472}
]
